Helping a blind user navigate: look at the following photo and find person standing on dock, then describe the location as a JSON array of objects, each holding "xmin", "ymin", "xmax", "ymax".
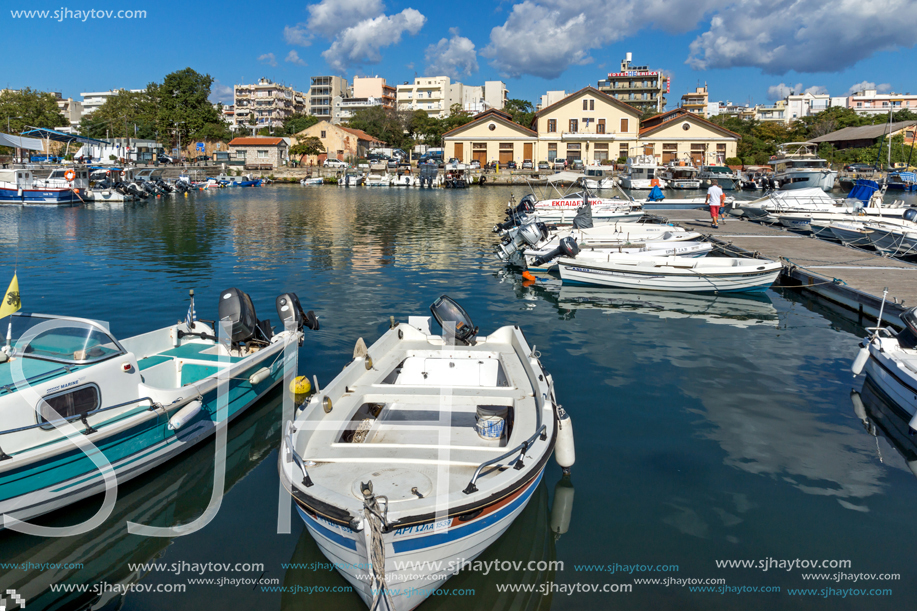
[{"xmin": 706, "ymin": 179, "xmax": 725, "ymax": 228}]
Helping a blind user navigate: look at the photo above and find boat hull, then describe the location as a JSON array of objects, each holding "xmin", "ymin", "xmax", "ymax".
[
  {"xmin": 776, "ymin": 170, "xmax": 838, "ymax": 191},
  {"xmin": 557, "ymin": 259, "xmax": 781, "ymax": 293},
  {"xmin": 863, "ymin": 345, "xmax": 917, "ymax": 422},
  {"xmin": 294, "ymin": 471, "xmax": 543, "ymax": 611},
  {"xmin": 0, "ymin": 186, "xmax": 80, "ymax": 205}
]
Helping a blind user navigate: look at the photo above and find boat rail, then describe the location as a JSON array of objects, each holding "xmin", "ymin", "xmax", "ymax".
[
  {"xmin": 462, "ymin": 423, "xmax": 547, "ymax": 494},
  {"xmin": 0, "ymin": 395, "xmax": 163, "ymax": 460},
  {"xmin": 0, "ymin": 364, "xmax": 75, "ymax": 396},
  {"xmin": 285, "ymin": 421, "xmax": 314, "ymax": 488}
]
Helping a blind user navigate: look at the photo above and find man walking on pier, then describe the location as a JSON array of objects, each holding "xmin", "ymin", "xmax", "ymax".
[{"xmin": 706, "ymin": 179, "xmax": 725, "ymax": 228}]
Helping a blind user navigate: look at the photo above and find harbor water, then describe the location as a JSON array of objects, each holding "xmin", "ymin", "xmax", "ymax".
[{"xmin": 0, "ymin": 185, "xmax": 914, "ymax": 610}]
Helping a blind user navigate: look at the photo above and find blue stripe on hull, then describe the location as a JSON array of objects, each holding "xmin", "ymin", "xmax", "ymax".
[
  {"xmin": 0, "ymin": 187, "xmax": 79, "ymax": 204},
  {"xmin": 298, "ymin": 507, "xmax": 359, "ymax": 550}
]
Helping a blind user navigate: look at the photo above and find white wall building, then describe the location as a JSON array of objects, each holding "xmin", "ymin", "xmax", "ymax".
[
  {"xmin": 537, "ymin": 91, "xmax": 567, "ymax": 111},
  {"xmin": 397, "ymin": 76, "xmax": 455, "ymax": 118},
  {"xmin": 848, "ymin": 89, "xmax": 917, "ymax": 116},
  {"xmin": 80, "ymin": 89, "xmax": 143, "ymax": 116}
]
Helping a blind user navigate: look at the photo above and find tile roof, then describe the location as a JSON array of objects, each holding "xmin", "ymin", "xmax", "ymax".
[
  {"xmin": 534, "ymin": 86, "xmax": 643, "ymax": 118},
  {"xmin": 228, "ymin": 137, "xmax": 286, "ymax": 146},
  {"xmin": 442, "ymin": 109, "xmax": 537, "ymax": 137},
  {"xmin": 638, "ymin": 108, "xmax": 741, "ymax": 138},
  {"xmin": 338, "ymin": 126, "xmax": 384, "ymax": 143}
]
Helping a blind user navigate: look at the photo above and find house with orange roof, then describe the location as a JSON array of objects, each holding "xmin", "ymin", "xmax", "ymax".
[
  {"xmin": 227, "ymin": 136, "xmax": 290, "ymax": 169},
  {"xmin": 294, "ymin": 120, "xmax": 386, "ymax": 164},
  {"xmin": 638, "ymin": 108, "xmax": 740, "ymax": 165}
]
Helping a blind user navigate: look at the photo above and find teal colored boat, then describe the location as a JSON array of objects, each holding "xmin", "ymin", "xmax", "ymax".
[{"xmin": 0, "ymin": 289, "xmax": 318, "ymax": 527}]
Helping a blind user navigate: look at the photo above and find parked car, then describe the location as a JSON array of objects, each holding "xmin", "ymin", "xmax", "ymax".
[
  {"xmin": 553, "ymin": 158, "xmax": 566, "ymax": 170},
  {"xmin": 505, "ymin": 161, "xmax": 517, "ymax": 169},
  {"xmin": 844, "ymin": 163, "xmax": 874, "ymax": 173},
  {"xmin": 194, "ymin": 155, "xmax": 210, "ymax": 163},
  {"xmin": 571, "ymin": 159, "xmax": 584, "ymax": 171},
  {"xmin": 323, "ymin": 158, "xmax": 347, "ymax": 168},
  {"xmin": 522, "ymin": 159, "xmax": 533, "ymax": 169},
  {"xmin": 470, "ymin": 160, "xmax": 481, "ymax": 169},
  {"xmin": 538, "ymin": 161, "xmax": 550, "ymax": 170},
  {"xmin": 157, "ymin": 154, "xmax": 175, "ymax": 164}
]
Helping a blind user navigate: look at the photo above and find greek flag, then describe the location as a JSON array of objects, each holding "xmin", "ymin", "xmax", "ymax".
[{"xmin": 185, "ymin": 298, "xmax": 196, "ymax": 329}]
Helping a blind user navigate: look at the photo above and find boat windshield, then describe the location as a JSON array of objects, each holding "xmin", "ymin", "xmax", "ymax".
[{"xmin": 8, "ymin": 313, "xmax": 124, "ymax": 364}]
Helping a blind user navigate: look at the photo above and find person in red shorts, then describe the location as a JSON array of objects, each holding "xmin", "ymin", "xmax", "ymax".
[{"xmin": 706, "ymin": 179, "xmax": 725, "ymax": 228}]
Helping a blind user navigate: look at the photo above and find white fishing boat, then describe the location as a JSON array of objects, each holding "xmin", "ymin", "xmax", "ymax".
[
  {"xmin": 390, "ymin": 171, "xmax": 416, "ymax": 187},
  {"xmin": 524, "ymin": 240, "xmax": 713, "ymax": 272},
  {"xmin": 339, "ymin": 172, "xmax": 366, "ymax": 187},
  {"xmin": 659, "ymin": 161, "xmax": 701, "ymax": 189},
  {"xmin": 300, "ymin": 177, "xmax": 324, "ymax": 186},
  {"xmin": 768, "ymin": 142, "xmax": 837, "ymax": 191},
  {"xmin": 582, "ymin": 166, "xmax": 616, "ymax": 189},
  {"xmin": 865, "ymin": 217, "xmax": 917, "ymax": 256},
  {"xmin": 852, "ymin": 306, "xmax": 917, "ymax": 434},
  {"xmin": 829, "ymin": 221, "xmax": 874, "ymax": 247},
  {"xmin": 619, "ymin": 155, "xmax": 666, "ymax": 190},
  {"xmin": 0, "ymin": 289, "xmax": 319, "ymax": 525},
  {"xmin": 365, "ymin": 173, "xmax": 392, "ymax": 187},
  {"xmin": 279, "ymin": 296, "xmax": 574, "ymax": 611},
  {"xmin": 557, "ymin": 254, "xmax": 781, "ymax": 293},
  {"xmin": 698, "ymin": 166, "xmax": 740, "ymax": 190},
  {"xmin": 0, "ymin": 169, "xmax": 83, "ymax": 206},
  {"xmin": 729, "ymin": 182, "xmax": 892, "ymax": 223}
]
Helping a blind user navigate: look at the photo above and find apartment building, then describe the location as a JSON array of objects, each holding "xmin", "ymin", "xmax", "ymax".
[
  {"xmin": 597, "ymin": 52, "xmax": 670, "ymax": 113},
  {"xmin": 848, "ymin": 88, "xmax": 917, "ymax": 116},
  {"xmin": 680, "ymin": 86, "xmax": 708, "ymax": 118},
  {"xmin": 333, "ymin": 96, "xmax": 387, "ymax": 122},
  {"xmin": 537, "ymin": 91, "xmax": 567, "ymax": 111},
  {"xmin": 309, "ymin": 76, "xmax": 349, "ymax": 123},
  {"xmin": 233, "ymin": 78, "xmax": 308, "ymax": 132},
  {"xmin": 80, "ymin": 89, "xmax": 143, "ymax": 116},
  {"xmin": 753, "ymin": 100, "xmax": 787, "ymax": 123},
  {"xmin": 352, "ymin": 76, "xmax": 396, "ymax": 109},
  {"xmin": 56, "ymin": 95, "xmax": 83, "ymax": 133},
  {"xmin": 396, "ymin": 76, "xmax": 456, "ymax": 118},
  {"xmin": 460, "ymin": 81, "xmax": 508, "ymax": 113}
]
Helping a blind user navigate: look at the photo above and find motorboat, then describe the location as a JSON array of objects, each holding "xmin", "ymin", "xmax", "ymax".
[
  {"xmin": 582, "ymin": 166, "xmax": 617, "ymax": 189},
  {"xmin": 279, "ymin": 296, "xmax": 574, "ymax": 611},
  {"xmin": 0, "ymin": 288, "xmax": 319, "ymax": 526},
  {"xmin": 300, "ymin": 177, "xmax": 324, "ymax": 186},
  {"xmin": 729, "ymin": 180, "xmax": 890, "ymax": 224},
  {"xmin": 768, "ymin": 142, "xmax": 837, "ymax": 191},
  {"xmin": 524, "ymin": 239, "xmax": 713, "ymax": 272},
  {"xmin": 86, "ymin": 168, "xmax": 138, "ymax": 202},
  {"xmin": 556, "ymin": 254, "xmax": 782, "ymax": 293},
  {"xmin": 444, "ymin": 167, "xmax": 468, "ymax": 188},
  {"xmin": 635, "ymin": 186, "xmax": 734, "ymax": 211},
  {"xmin": 390, "ymin": 171, "xmax": 415, "ymax": 187},
  {"xmin": 698, "ymin": 166, "xmax": 740, "ymax": 190},
  {"xmin": 852, "ymin": 306, "xmax": 917, "ymax": 435},
  {"xmin": 659, "ymin": 161, "xmax": 701, "ymax": 189},
  {"xmin": 619, "ymin": 155, "xmax": 666, "ymax": 190},
  {"xmin": 0, "ymin": 169, "xmax": 83, "ymax": 206},
  {"xmin": 864, "ymin": 216, "xmax": 917, "ymax": 256},
  {"xmin": 364, "ymin": 173, "xmax": 392, "ymax": 187},
  {"xmin": 886, "ymin": 171, "xmax": 917, "ymax": 192},
  {"xmin": 339, "ymin": 172, "xmax": 366, "ymax": 187},
  {"xmin": 828, "ymin": 221, "xmax": 874, "ymax": 247}
]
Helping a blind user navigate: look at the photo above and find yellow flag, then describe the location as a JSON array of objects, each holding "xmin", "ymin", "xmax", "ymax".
[{"xmin": 0, "ymin": 274, "xmax": 21, "ymax": 320}]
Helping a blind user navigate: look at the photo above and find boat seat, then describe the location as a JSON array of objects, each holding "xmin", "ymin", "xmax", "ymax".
[
  {"xmin": 159, "ymin": 343, "xmax": 243, "ymax": 363},
  {"xmin": 137, "ymin": 355, "xmax": 171, "ymax": 371}
]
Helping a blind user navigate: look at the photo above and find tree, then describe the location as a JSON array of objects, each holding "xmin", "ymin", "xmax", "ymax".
[
  {"xmin": 283, "ymin": 113, "xmax": 319, "ymax": 135},
  {"xmin": 148, "ymin": 68, "xmax": 223, "ymax": 147},
  {"xmin": 347, "ymin": 106, "xmax": 406, "ymax": 147},
  {"xmin": 0, "ymin": 88, "xmax": 64, "ymax": 133},
  {"xmin": 78, "ymin": 89, "xmax": 156, "ymax": 140},
  {"xmin": 289, "ymin": 135, "xmax": 325, "ymax": 164},
  {"xmin": 503, "ymin": 98, "xmax": 535, "ymax": 127}
]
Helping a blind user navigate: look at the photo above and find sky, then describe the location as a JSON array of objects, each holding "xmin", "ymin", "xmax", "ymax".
[{"xmin": 4, "ymin": 0, "xmax": 917, "ymax": 109}]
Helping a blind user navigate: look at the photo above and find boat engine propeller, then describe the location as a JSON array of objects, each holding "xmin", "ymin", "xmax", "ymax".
[
  {"xmin": 532, "ymin": 236, "xmax": 580, "ymax": 266},
  {"xmin": 430, "ymin": 295, "xmax": 478, "ymax": 345},
  {"xmin": 276, "ymin": 293, "xmax": 320, "ymax": 345},
  {"xmin": 494, "ymin": 197, "xmax": 537, "ymax": 233},
  {"xmin": 495, "ymin": 221, "xmax": 549, "ymax": 261}
]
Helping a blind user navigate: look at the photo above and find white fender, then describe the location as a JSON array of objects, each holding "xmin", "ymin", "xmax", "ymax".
[
  {"xmin": 555, "ymin": 411, "xmax": 575, "ymax": 469},
  {"xmin": 851, "ymin": 346, "xmax": 870, "ymax": 375},
  {"xmin": 249, "ymin": 367, "xmax": 271, "ymax": 385},
  {"xmin": 168, "ymin": 400, "xmax": 203, "ymax": 430}
]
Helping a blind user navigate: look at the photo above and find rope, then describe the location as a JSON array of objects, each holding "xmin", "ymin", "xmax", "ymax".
[
  {"xmin": 782, "ymin": 258, "xmax": 848, "ymax": 286},
  {"xmin": 363, "ymin": 488, "xmax": 393, "ymax": 611}
]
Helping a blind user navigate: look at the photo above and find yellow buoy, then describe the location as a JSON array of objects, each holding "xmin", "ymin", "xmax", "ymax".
[{"xmin": 290, "ymin": 375, "xmax": 312, "ymax": 405}]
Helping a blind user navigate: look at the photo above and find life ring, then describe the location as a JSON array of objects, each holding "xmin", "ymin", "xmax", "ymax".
[
  {"xmin": 64, "ymin": 169, "xmax": 76, "ymax": 181},
  {"xmin": 650, "ymin": 178, "xmax": 660, "ymax": 187}
]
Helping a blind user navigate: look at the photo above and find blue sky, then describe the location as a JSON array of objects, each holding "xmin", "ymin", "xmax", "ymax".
[{"xmin": 5, "ymin": 0, "xmax": 916, "ymax": 109}]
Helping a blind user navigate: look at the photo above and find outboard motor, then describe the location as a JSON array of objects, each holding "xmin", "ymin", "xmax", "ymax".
[
  {"xmin": 504, "ymin": 195, "xmax": 536, "ymax": 217},
  {"xmin": 904, "ymin": 208, "xmax": 917, "ymax": 223},
  {"xmin": 218, "ymin": 287, "xmax": 272, "ymax": 344},
  {"xmin": 532, "ymin": 236, "xmax": 580, "ymax": 266},
  {"xmin": 276, "ymin": 292, "xmax": 320, "ymax": 339},
  {"xmin": 430, "ymin": 295, "xmax": 478, "ymax": 345},
  {"xmin": 495, "ymin": 221, "xmax": 549, "ymax": 261}
]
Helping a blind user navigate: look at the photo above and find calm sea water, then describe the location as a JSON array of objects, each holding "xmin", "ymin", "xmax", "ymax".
[{"xmin": 0, "ymin": 185, "xmax": 914, "ymax": 611}]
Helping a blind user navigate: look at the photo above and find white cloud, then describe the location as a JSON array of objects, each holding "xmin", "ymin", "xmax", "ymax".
[
  {"xmin": 258, "ymin": 53, "xmax": 277, "ymax": 67},
  {"xmin": 483, "ymin": 0, "xmax": 917, "ymax": 79},
  {"xmin": 284, "ymin": 24, "xmax": 312, "ymax": 46},
  {"xmin": 687, "ymin": 0, "xmax": 917, "ymax": 74},
  {"xmin": 848, "ymin": 80, "xmax": 892, "ymax": 95},
  {"xmin": 322, "ymin": 9, "xmax": 426, "ymax": 71},
  {"xmin": 804, "ymin": 85, "xmax": 828, "ymax": 96},
  {"xmin": 208, "ymin": 79, "xmax": 234, "ymax": 104},
  {"xmin": 307, "ymin": 0, "xmax": 385, "ymax": 38},
  {"xmin": 425, "ymin": 28, "xmax": 478, "ymax": 79},
  {"xmin": 767, "ymin": 83, "xmax": 802, "ymax": 101},
  {"xmin": 285, "ymin": 50, "xmax": 307, "ymax": 66}
]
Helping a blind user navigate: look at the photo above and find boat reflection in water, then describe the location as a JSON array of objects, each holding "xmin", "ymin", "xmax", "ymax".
[
  {"xmin": 516, "ymin": 276, "xmax": 779, "ymax": 329},
  {"xmin": 852, "ymin": 377, "xmax": 917, "ymax": 480},
  {"xmin": 0, "ymin": 389, "xmax": 286, "ymax": 611},
  {"xmin": 281, "ymin": 476, "xmax": 574, "ymax": 611}
]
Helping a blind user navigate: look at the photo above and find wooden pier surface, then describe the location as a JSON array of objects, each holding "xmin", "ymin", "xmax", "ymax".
[{"xmin": 661, "ymin": 210, "xmax": 917, "ymax": 325}]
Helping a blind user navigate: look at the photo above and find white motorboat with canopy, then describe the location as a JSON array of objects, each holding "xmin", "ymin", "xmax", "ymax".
[{"xmin": 279, "ymin": 296, "xmax": 574, "ymax": 611}]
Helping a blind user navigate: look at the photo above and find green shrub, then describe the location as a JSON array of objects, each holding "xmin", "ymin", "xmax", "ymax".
[
  {"xmin": 324, "ymin": 177, "xmax": 338, "ymax": 185},
  {"xmin": 724, "ymin": 157, "xmax": 743, "ymax": 166}
]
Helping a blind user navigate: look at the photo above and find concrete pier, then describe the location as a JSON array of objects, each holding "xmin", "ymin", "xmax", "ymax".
[{"xmin": 662, "ymin": 210, "xmax": 917, "ymax": 326}]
